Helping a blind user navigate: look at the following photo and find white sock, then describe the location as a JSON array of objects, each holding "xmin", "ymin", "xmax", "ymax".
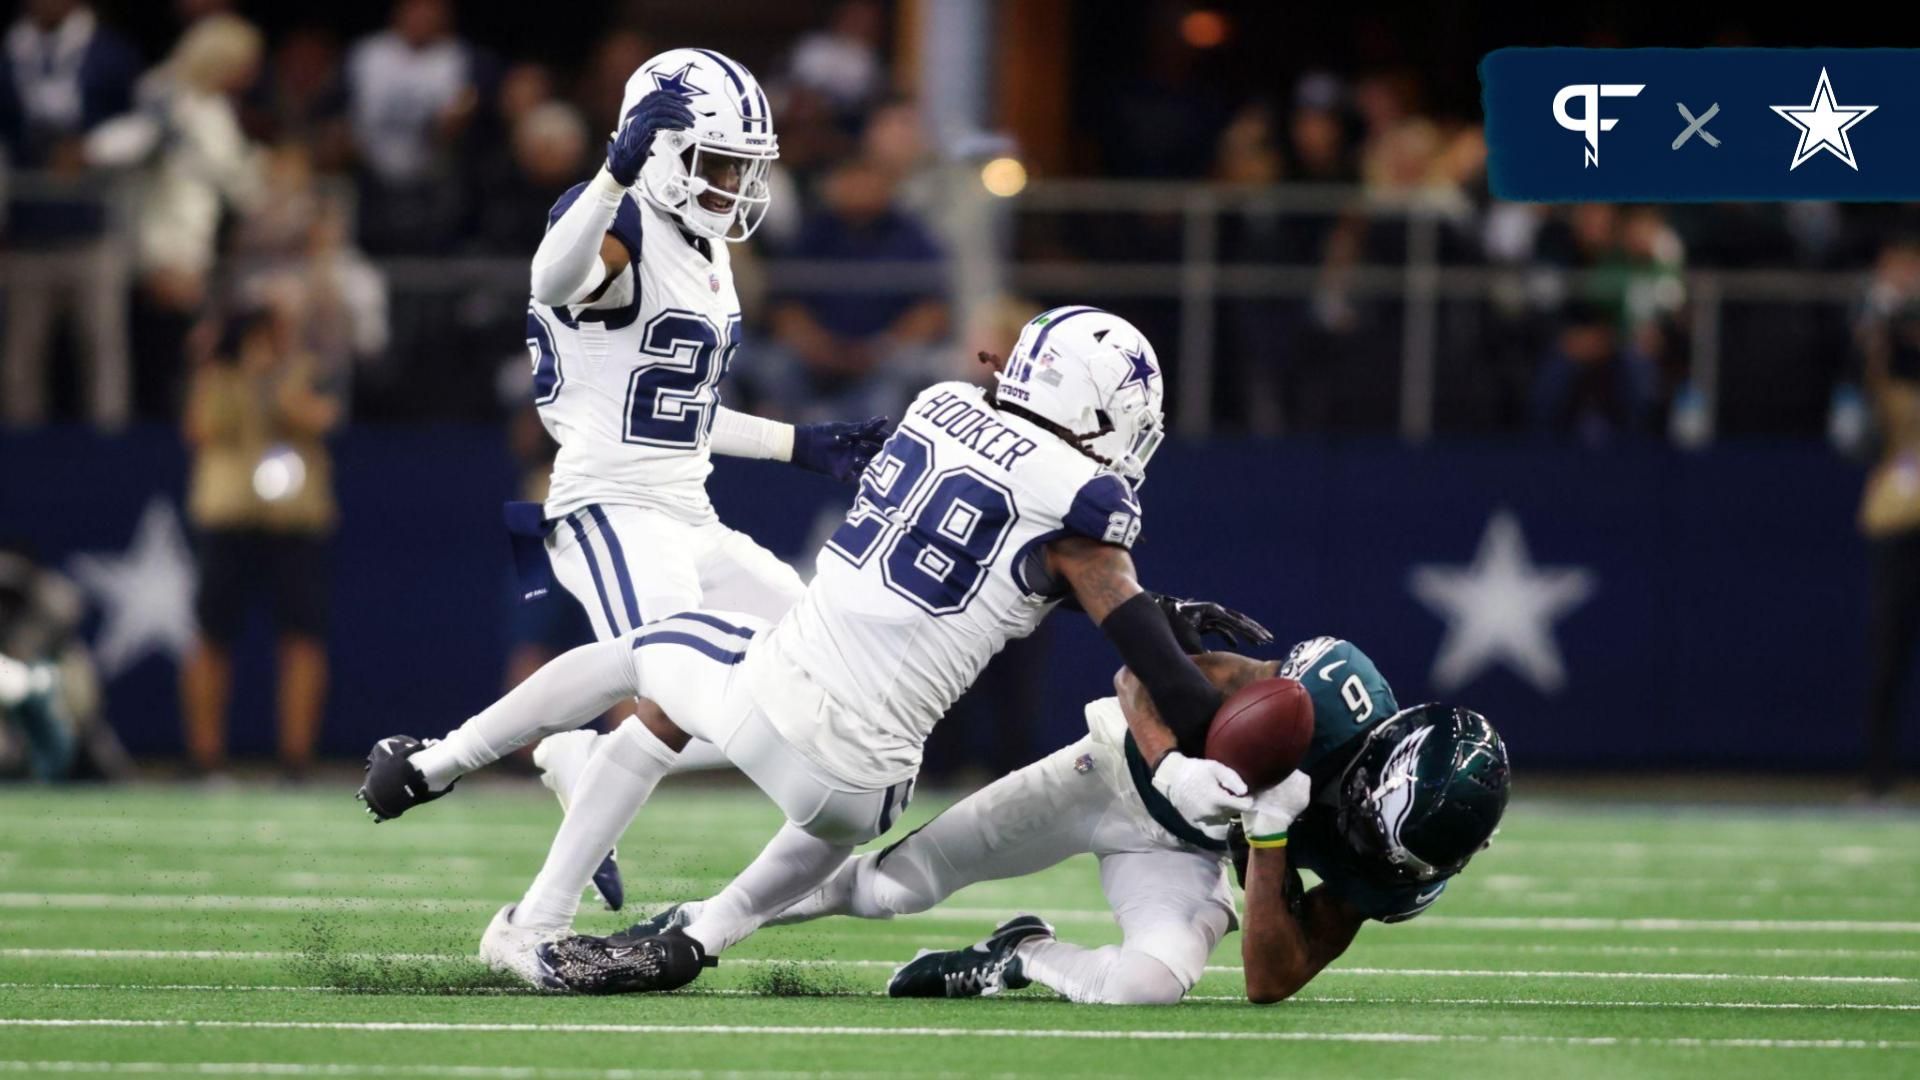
[
  {"xmin": 411, "ymin": 639, "xmax": 636, "ymax": 790},
  {"xmin": 1015, "ymin": 941, "xmax": 1187, "ymax": 1005},
  {"xmin": 514, "ymin": 719, "xmax": 678, "ymax": 931},
  {"xmin": 764, "ymin": 853, "xmax": 864, "ymax": 926},
  {"xmin": 683, "ymin": 823, "xmax": 851, "ymax": 955}
]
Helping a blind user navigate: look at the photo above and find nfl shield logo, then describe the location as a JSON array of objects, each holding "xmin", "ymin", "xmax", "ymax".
[
  {"xmin": 709, "ymin": 273, "xmax": 721, "ymax": 293},
  {"xmin": 1074, "ymin": 753, "xmax": 1094, "ymax": 775}
]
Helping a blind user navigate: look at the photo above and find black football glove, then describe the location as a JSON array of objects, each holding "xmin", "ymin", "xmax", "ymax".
[
  {"xmin": 792, "ymin": 416, "xmax": 891, "ymax": 485},
  {"xmin": 1153, "ymin": 593, "xmax": 1274, "ymax": 654}
]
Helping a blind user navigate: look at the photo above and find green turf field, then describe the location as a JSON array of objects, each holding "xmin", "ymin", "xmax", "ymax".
[{"xmin": 0, "ymin": 781, "xmax": 1915, "ymax": 1079}]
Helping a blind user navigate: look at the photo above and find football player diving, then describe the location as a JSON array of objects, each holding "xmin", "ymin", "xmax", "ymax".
[{"xmin": 610, "ymin": 629, "xmax": 1511, "ymax": 1005}]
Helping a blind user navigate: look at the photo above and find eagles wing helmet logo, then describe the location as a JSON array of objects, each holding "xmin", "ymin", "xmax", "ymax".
[{"xmin": 1373, "ymin": 724, "xmax": 1437, "ymax": 855}]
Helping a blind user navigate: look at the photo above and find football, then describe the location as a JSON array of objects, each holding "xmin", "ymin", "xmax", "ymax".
[{"xmin": 1204, "ymin": 677, "xmax": 1314, "ymax": 791}]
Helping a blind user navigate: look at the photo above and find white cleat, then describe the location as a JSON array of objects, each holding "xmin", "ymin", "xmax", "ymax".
[{"xmin": 479, "ymin": 904, "xmax": 566, "ymax": 991}]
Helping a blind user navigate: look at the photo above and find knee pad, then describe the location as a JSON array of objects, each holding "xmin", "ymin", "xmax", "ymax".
[
  {"xmin": 1102, "ymin": 951, "xmax": 1188, "ymax": 1006},
  {"xmin": 852, "ymin": 846, "xmax": 945, "ymax": 917}
]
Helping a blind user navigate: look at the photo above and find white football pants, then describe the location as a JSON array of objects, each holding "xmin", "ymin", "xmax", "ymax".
[
  {"xmin": 770, "ymin": 735, "xmax": 1235, "ymax": 1004},
  {"xmin": 544, "ymin": 503, "xmax": 804, "ymax": 771}
]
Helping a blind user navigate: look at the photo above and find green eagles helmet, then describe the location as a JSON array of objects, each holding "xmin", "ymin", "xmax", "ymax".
[{"xmin": 1334, "ymin": 704, "xmax": 1510, "ymax": 886}]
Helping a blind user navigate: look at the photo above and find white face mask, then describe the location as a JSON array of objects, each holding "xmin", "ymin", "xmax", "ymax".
[{"xmin": 644, "ymin": 130, "xmax": 776, "ymax": 242}]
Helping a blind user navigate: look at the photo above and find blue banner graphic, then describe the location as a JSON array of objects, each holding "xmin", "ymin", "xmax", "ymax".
[{"xmin": 1484, "ymin": 48, "xmax": 1920, "ymax": 201}]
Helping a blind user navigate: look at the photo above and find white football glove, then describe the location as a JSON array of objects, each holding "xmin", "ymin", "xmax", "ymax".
[
  {"xmin": 1242, "ymin": 770, "xmax": 1313, "ymax": 850},
  {"xmin": 1151, "ymin": 752, "xmax": 1253, "ymax": 826},
  {"xmin": 0, "ymin": 654, "xmax": 35, "ymax": 709}
]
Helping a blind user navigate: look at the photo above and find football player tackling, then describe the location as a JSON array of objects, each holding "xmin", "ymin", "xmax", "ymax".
[
  {"xmin": 362, "ymin": 308, "xmax": 1265, "ymax": 994},
  {"xmin": 359, "ymin": 48, "xmax": 887, "ymax": 906},
  {"xmin": 624, "ymin": 636, "xmax": 1511, "ymax": 1005}
]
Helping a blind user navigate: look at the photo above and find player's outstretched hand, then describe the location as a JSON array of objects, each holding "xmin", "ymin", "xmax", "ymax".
[
  {"xmin": 607, "ymin": 90, "xmax": 694, "ymax": 186},
  {"xmin": 1154, "ymin": 594, "xmax": 1274, "ymax": 652},
  {"xmin": 1152, "ymin": 751, "xmax": 1253, "ymax": 826},
  {"xmin": 792, "ymin": 416, "xmax": 892, "ymax": 484},
  {"xmin": 1242, "ymin": 770, "xmax": 1312, "ymax": 848}
]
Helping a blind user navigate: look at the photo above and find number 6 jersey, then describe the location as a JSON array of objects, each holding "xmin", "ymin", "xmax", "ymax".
[
  {"xmin": 528, "ymin": 182, "xmax": 742, "ymax": 524},
  {"xmin": 745, "ymin": 381, "xmax": 1144, "ymax": 789}
]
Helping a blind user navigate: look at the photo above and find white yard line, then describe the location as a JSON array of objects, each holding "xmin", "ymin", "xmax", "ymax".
[
  {"xmin": 12, "ymin": 896, "xmax": 1920, "ymax": 935},
  {"xmin": 0, "ymin": 1064, "xmax": 920, "ymax": 1079},
  {"xmin": 5, "ymin": 985, "xmax": 1917, "ymax": 1012},
  {"xmin": 0, "ymin": 1020, "xmax": 1915, "ymax": 1051},
  {"xmin": 0, "ymin": 951, "xmax": 1909, "ymax": 986}
]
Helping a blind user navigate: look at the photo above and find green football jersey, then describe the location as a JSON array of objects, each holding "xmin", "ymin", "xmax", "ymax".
[
  {"xmin": 1276, "ymin": 636, "xmax": 1400, "ymax": 779},
  {"xmin": 1271, "ymin": 636, "xmax": 1448, "ymax": 922}
]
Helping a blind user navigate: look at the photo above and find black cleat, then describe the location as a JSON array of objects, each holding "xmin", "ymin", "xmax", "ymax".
[
  {"xmin": 605, "ymin": 902, "xmax": 695, "ymax": 947},
  {"xmin": 887, "ymin": 914, "xmax": 1054, "ymax": 999},
  {"xmin": 356, "ymin": 736, "xmax": 455, "ymax": 822},
  {"xmin": 538, "ymin": 926, "xmax": 717, "ymax": 995}
]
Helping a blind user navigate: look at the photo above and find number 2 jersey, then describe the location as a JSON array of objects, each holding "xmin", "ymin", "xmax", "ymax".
[
  {"xmin": 745, "ymin": 381, "xmax": 1144, "ymax": 789},
  {"xmin": 528, "ymin": 182, "xmax": 741, "ymax": 524}
]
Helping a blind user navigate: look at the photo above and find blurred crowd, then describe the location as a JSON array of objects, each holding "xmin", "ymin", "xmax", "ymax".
[{"xmin": 1, "ymin": 0, "xmax": 1911, "ymax": 449}]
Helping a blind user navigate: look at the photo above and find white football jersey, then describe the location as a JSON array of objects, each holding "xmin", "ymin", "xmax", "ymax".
[
  {"xmin": 528, "ymin": 183, "xmax": 742, "ymax": 523},
  {"xmin": 745, "ymin": 381, "xmax": 1144, "ymax": 788}
]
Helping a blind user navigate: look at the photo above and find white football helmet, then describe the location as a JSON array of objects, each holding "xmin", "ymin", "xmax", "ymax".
[
  {"xmin": 620, "ymin": 48, "xmax": 778, "ymax": 242},
  {"xmin": 993, "ymin": 306, "xmax": 1166, "ymax": 486}
]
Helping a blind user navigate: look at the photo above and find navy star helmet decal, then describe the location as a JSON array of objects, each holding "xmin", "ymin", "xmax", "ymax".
[
  {"xmin": 650, "ymin": 62, "xmax": 704, "ymax": 99},
  {"xmin": 1119, "ymin": 345, "xmax": 1157, "ymax": 394}
]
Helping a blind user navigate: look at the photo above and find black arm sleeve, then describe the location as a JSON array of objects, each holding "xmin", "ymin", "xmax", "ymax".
[
  {"xmin": 1150, "ymin": 593, "xmax": 1208, "ymax": 654},
  {"xmin": 1100, "ymin": 591, "xmax": 1224, "ymax": 757}
]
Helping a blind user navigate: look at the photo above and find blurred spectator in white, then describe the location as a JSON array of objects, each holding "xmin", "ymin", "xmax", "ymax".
[
  {"xmin": 343, "ymin": 0, "xmax": 478, "ymax": 253},
  {"xmin": 85, "ymin": 12, "xmax": 264, "ymax": 421},
  {"xmin": 788, "ymin": 0, "xmax": 885, "ymax": 123},
  {"xmin": 760, "ymin": 158, "xmax": 947, "ymax": 422},
  {"xmin": 0, "ymin": 0, "xmax": 141, "ymax": 429},
  {"xmin": 180, "ymin": 297, "xmax": 342, "ymax": 780}
]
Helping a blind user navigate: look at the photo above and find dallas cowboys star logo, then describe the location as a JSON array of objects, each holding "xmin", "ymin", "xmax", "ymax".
[
  {"xmin": 67, "ymin": 498, "xmax": 199, "ymax": 677},
  {"xmin": 1119, "ymin": 346, "xmax": 1157, "ymax": 393},
  {"xmin": 1771, "ymin": 68, "xmax": 1876, "ymax": 171},
  {"xmin": 650, "ymin": 62, "xmax": 703, "ymax": 99},
  {"xmin": 1408, "ymin": 510, "xmax": 1595, "ymax": 695}
]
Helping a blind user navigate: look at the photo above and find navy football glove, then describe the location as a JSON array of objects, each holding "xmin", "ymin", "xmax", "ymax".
[
  {"xmin": 607, "ymin": 90, "xmax": 694, "ymax": 187},
  {"xmin": 1153, "ymin": 594, "xmax": 1274, "ymax": 653},
  {"xmin": 792, "ymin": 417, "xmax": 891, "ymax": 485}
]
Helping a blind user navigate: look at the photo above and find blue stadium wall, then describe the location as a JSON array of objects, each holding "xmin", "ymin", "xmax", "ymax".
[{"xmin": 1, "ymin": 426, "xmax": 1905, "ymax": 774}]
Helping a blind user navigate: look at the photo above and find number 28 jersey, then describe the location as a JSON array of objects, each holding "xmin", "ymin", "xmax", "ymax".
[
  {"xmin": 746, "ymin": 382, "xmax": 1144, "ymax": 789},
  {"xmin": 528, "ymin": 183, "xmax": 741, "ymax": 524}
]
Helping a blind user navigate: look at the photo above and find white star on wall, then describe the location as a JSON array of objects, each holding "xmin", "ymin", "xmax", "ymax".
[
  {"xmin": 1771, "ymin": 68, "xmax": 1876, "ymax": 171},
  {"xmin": 1408, "ymin": 510, "xmax": 1596, "ymax": 695},
  {"xmin": 68, "ymin": 498, "xmax": 199, "ymax": 677}
]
